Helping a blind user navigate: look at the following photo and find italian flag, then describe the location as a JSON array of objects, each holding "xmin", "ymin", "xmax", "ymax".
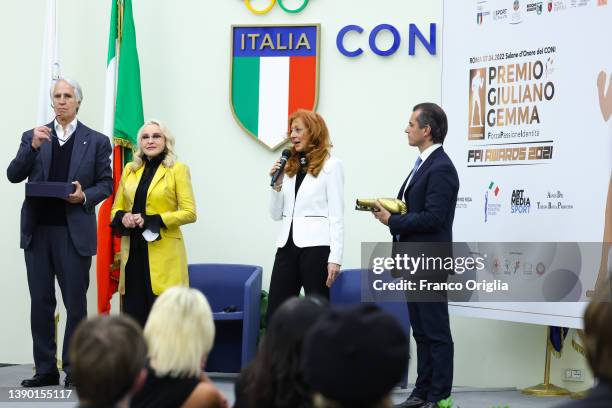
[
  {"xmin": 231, "ymin": 25, "xmax": 319, "ymax": 149},
  {"xmin": 96, "ymin": 0, "xmax": 144, "ymax": 314}
]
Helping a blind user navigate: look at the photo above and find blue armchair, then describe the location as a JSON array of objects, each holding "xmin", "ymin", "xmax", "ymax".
[
  {"xmin": 188, "ymin": 263, "xmax": 262, "ymax": 373},
  {"xmin": 330, "ymin": 268, "xmax": 411, "ymax": 388}
]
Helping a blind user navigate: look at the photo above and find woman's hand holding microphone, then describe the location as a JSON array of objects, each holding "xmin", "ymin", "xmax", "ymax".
[{"xmin": 269, "ymin": 158, "xmax": 284, "ymax": 191}]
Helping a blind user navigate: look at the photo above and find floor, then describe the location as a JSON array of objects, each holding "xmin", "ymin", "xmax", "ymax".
[{"xmin": 0, "ymin": 365, "xmax": 580, "ymax": 408}]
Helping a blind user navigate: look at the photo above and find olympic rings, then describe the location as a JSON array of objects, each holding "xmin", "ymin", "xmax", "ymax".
[
  {"xmin": 243, "ymin": 0, "xmax": 310, "ymax": 15},
  {"xmin": 244, "ymin": 0, "xmax": 276, "ymax": 14},
  {"xmin": 277, "ymin": 0, "xmax": 309, "ymax": 13}
]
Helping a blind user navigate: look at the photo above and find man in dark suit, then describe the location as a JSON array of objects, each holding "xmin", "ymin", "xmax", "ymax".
[
  {"xmin": 7, "ymin": 78, "xmax": 112, "ymax": 388},
  {"xmin": 374, "ymin": 103, "xmax": 459, "ymax": 408}
]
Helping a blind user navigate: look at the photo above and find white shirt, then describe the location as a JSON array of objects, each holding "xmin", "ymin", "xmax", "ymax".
[
  {"xmin": 54, "ymin": 117, "xmax": 78, "ymax": 146},
  {"xmin": 404, "ymin": 143, "xmax": 442, "ymax": 188}
]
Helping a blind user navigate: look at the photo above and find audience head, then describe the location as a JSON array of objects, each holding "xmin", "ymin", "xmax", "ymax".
[
  {"xmin": 584, "ymin": 281, "xmax": 612, "ymax": 384},
  {"xmin": 301, "ymin": 304, "xmax": 409, "ymax": 408},
  {"xmin": 248, "ymin": 296, "xmax": 328, "ymax": 408},
  {"xmin": 70, "ymin": 315, "xmax": 147, "ymax": 408},
  {"xmin": 144, "ymin": 286, "xmax": 215, "ymax": 378},
  {"xmin": 265, "ymin": 296, "xmax": 328, "ymax": 361}
]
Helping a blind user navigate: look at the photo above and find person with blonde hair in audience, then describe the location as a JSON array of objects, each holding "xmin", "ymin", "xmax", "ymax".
[
  {"xmin": 132, "ymin": 286, "xmax": 228, "ymax": 408},
  {"xmin": 70, "ymin": 315, "xmax": 147, "ymax": 408}
]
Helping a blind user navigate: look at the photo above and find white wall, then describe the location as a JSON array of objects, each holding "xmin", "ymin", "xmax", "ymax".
[{"xmin": 0, "ymin": 0, "xmax": 593, "ymax": 391}]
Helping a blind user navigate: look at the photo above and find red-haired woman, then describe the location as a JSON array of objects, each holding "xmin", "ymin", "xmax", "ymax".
[{"xmin": 267, "ymin": 109, "xmax": 344, "ymax": 321}]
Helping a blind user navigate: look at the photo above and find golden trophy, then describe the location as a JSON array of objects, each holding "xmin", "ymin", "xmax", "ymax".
[{"xmin": 355, "ymin": 198, "xmax": 408, "ymax": 214}]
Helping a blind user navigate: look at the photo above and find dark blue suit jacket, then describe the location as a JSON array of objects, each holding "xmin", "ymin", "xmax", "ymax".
[
  {"xmin": 7, "ymin": 121, "xmax": 112, "ymax": 256},
  {"xmin": 389, "ymin": 146, "xmax": 459, "ymax": 243}
]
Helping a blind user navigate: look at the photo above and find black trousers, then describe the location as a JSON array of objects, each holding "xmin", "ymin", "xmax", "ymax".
[
  {"xmin": 267, "ymin": 235, "xmax": 330, "ymax": 323},
  {"xmin": 123, "ymin": 234, "xmax": 157, "ymax": 327},
  {"xmin": 407, "ymin": 300, "xmax": 454, "ymax": 402},
  {"xmin": 24, "ymin": 225, "xmax": 90, "ymax": 375}
]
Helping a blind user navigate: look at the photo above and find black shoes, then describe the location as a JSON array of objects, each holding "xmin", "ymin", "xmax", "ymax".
[
  {"xmin": 394, "ymin": 395, "xmax": 426, "ymax": 408},
  {"xmin": 64, "ymin": 373, "xmax": 74, "ymax": 388},
  {"xmin": 21, "ymin": 373, "xmax": 60, "ymax": 387}
]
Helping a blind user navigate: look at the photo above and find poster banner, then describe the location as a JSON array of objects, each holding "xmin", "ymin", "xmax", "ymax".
[{"xmin": 442, "ymin": 0, "xmax": 612, "ymax": 327}]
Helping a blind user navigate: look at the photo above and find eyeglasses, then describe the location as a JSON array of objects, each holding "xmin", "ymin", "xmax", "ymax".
[{"xmin": 141, "ymin": 134, "xmax": 163, "ymax": 141}]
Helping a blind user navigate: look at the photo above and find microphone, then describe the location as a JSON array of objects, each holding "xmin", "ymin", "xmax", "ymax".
[{"xmin": 270, "ymin": 149, "xmax": 292, "ymax": 187}]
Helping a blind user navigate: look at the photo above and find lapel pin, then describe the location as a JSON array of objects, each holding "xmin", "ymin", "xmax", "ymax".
[{"xmin": 83, "ymin": 141, "xmax": 87, "ymax": 144}]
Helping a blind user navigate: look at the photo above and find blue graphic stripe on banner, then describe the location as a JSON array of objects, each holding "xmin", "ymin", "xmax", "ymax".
[{"xmin": 233, "ymin": 26, "xmax": 317, "ymax": 57}]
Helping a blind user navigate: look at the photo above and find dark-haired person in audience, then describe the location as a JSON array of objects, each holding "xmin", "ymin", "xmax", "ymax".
[
  {"xmin": 301, "ymin": 304, "xmax": 409, "ymax": 408},
  {"xmin": 557, "ymin": 281, "xmax": 612, "ymax": 408},
  {"xmin": 131, "ymin": 286, "xmax": 228, "ymax": 408},
  {"xmin": 70, "ymin": 315, "xmax": 147, "ymax": 408},
  {"xmin": 234, "ymin": 296, "xmax": 328, "ymax": 408}
]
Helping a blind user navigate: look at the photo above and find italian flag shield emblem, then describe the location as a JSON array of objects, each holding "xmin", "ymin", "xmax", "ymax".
[{"xmin": 231, "ymin": 24, "xmax": 320, "ymax": 150}]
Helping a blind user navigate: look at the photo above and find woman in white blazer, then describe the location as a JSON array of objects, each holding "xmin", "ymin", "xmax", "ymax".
[{"xmin": 267, "ymin": 109, "xmax": 344, "ymax": 321}]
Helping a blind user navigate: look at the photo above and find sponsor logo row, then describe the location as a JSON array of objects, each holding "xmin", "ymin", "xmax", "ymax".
[
  {"xmin": 456, "ymin": 183, "xmax": 574, "ymax": 221},
  {"xmin": 476, "ymin": 0, "xmax": 607, "ymax": 26}
]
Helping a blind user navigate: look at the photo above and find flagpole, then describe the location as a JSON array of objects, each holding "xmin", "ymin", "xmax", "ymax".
[
  {"xmin": 37, "ymin": 0, "xmax": 60, "ymax": 125},
  {"xmin": 37, "ymin": 0, "xmax": 64, "ymax": 370},
  {"xmin": 97, "ymin": 0, "xmax": 143, "ymax": 314},
  {"xmin": 522, "ymin": 327, "xmax": 570, "ymax": 397}
]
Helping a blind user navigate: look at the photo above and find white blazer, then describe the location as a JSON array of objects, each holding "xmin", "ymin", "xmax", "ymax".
[{"xmin": 270, "ymin": 156, "xmax": 344, "ymax": 265}]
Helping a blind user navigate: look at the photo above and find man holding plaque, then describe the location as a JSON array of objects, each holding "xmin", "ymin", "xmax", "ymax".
[
  {"xmin": 7, "ymin": 78, "xmax": 112, "ymax": 388},
  {"xmin": 372, "ymin": 103, "xmax": 459, "ymax": 408}
]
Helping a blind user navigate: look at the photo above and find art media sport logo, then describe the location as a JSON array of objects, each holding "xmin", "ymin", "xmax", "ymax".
[
  {"xmin": 468, "ymin": 68, "xmax": 487, "ymax": 140},
  {"xmin": 510, "ymin": 189, "xmax": 531, "ymax": 214},
  {"xmin": 485, "ymin": 181, "xmax": 502, "ymax": 222}
]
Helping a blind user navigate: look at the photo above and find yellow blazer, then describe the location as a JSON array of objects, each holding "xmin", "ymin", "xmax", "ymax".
[{"xmin": 111, "ymin": 161, "xmax": 197, "ymax": 295}]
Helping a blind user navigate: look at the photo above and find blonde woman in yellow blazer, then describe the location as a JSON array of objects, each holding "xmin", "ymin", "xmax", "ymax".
[{"xmin": 111, "ymin": 119, "xmax": 196, "ymax": 326}]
